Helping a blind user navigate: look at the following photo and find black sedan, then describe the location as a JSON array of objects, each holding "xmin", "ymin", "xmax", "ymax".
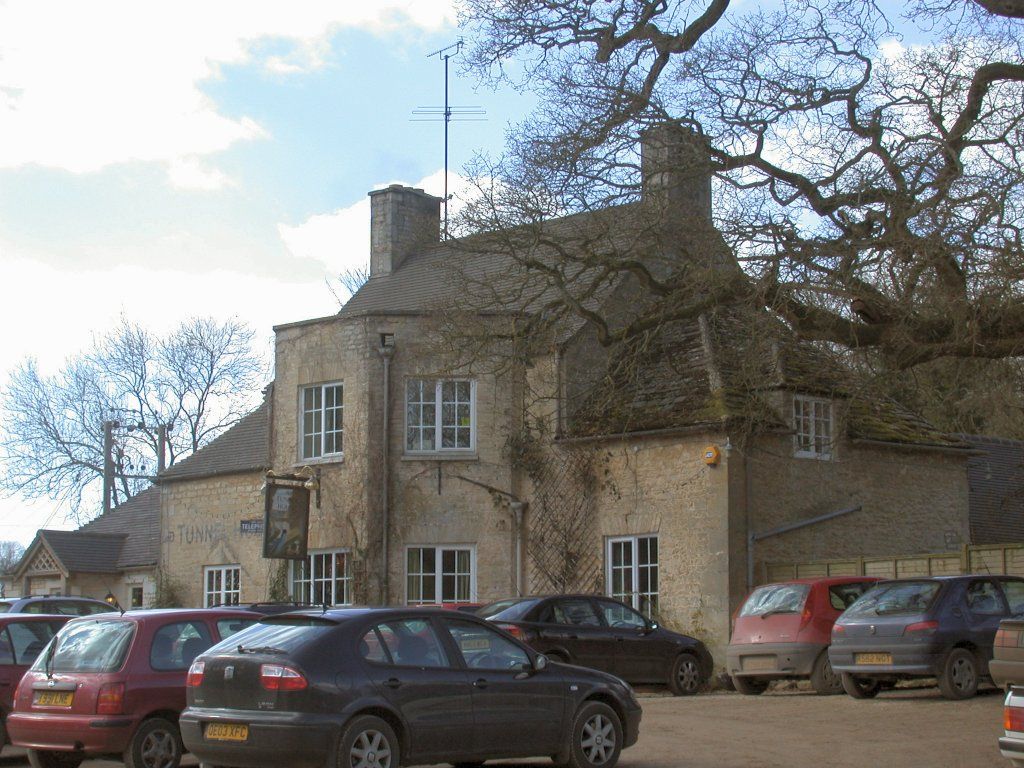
[
  {"xmin": 181, "ymin": 607, "xmax": 641, "ymax": 768},
  {"xmin": 478, "ymin": 595, "xmax": 713, "ymax": 695},
  {"xmin": 830, "ymin": 575, "xmax": 1024, "ymax": 699}
]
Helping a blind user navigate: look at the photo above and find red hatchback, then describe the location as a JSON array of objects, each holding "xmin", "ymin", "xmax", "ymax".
[
  {"xmin": 7, "ymin": 608, "xmax": 258, "ymax": 768},
  {"xmin": 727, "ymin": 577, "xmax": 879, "ymax": 695}
]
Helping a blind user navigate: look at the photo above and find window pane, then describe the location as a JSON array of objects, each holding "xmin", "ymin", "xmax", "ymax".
[
  {"xmin": 378, "ymin": 619, "xmax": 449, "ymax": 668},
  {"xmin": 445, "ymin": 620, "xmax": 529, "ymax": 670}
]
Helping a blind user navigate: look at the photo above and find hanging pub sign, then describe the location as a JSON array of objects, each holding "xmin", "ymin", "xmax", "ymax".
[{"xmin": 262, "ymin": 477, "xmax": 311, "ymax": 560}]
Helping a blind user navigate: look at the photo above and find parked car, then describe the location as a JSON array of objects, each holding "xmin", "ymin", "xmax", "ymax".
[
  {"xmin": 830, "ymin": 575, "xmax": 1024, "ymax": 700},
  {"xmin": 237, "ymin": 602, "xmax": 316, "ymax": 616},
  {"xmin": 0, "ymin": 596, "xmax": 116, "ymax": 616},
  {"xmin": 181, "ymin": 607, "xmax": 642, "ymax": 768},
  {"xmin": 7, "ymin": 607, "xmax": 259, "ymax": 768},
  {"xmin": 476, "ymin": 594, "xmax": 712, "ymax": 695},
  {"xmin": 1001, "ymin": 686, "xmax": 1024, "ymax": 766},
  {"xmin": 727, "ymin": 576, "xmax": 880, "ymax": 695},
  {"xmin": 0, "ymin": 614, "xmax": 71, "ymax": 748},
  {"xmin": 990, "ymin": 611, "xmax": 1024, "ymax": 690}
]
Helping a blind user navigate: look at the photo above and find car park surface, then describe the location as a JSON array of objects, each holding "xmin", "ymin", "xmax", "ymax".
[
  {"xmin": 830, "ymin": 575, "xmax": 1024, "ymax": 699},
  {"xmin": 7, "ymin": 608, "xmax": 258, "ymax": 768},
  {"xmin": 727, "ymin": 576, "xmax": 878, "ymax": 695},
  {"xmin": 478, "ymin": 595, "xmax": 712, "ymax": 694},
  {"xmin": 181, "ymin": 607, "xmax": 641, "ymax": 768}
]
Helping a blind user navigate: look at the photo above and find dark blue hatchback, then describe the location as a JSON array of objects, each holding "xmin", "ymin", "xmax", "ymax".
[{"xmin": 829, "ymin": 575, "xmax": 1024, "ymax": 700}]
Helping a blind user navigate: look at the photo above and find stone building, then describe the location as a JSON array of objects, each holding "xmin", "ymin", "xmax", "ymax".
[
  {"xmin": 7, "ymin": 486, "xmax": 160, "ymax": 606},
  {"xmin": 157, "ymin": 129, "xmax": 972, "ymax": 661}
]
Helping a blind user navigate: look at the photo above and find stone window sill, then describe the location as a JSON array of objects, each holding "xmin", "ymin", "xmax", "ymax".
[{"xmin": 401, "ymin": 452, "xmax": 478, "ymax": 462}]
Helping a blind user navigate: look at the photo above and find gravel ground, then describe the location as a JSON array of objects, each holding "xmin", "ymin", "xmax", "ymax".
[{"xmin": 0, "ymin": 685, "xmax": 1008, "ymax": 768}]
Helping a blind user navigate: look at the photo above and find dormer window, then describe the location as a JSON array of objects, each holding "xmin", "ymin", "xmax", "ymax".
[{"xmin": 793, "ymin": 395, "xmax": 833, "ymax": 459}]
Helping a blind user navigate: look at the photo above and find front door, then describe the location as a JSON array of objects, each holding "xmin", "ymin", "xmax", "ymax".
[
  {"xmin": 592, "ymin": 598, "xmax": 665, "ymax": 682},
  {"xmin": 359, "ymin": 617, "xmax": 476, "ymax": 762},
  {"xmin": 537, "ymin": 597, "xmax": 612, "ymax": 672},
  {"xmin": 439, "ymin": 618, "xmax": 564, "ymax": 759}
]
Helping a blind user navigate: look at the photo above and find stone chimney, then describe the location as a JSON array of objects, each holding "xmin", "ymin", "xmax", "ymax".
[
  {"xmin": 368, "ymin": 184, "xmax": 442, "ymax": 276},
  {"xmin": 640, "ymin": 124, "xmax": 713, "ymax": 220}
]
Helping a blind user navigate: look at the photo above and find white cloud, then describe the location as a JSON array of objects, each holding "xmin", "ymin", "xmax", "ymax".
[
  {"xmin": 166, "ymin": 156, "xmax": 237, "ymax": 191},
  {"xmin": 0, "ymin": 1, "xmax": 456, "ymax": 176}
]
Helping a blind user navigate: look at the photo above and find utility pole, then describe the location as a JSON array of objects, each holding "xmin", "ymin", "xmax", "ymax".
[
  {"xmin": 102, "ymin": 420, "xmax": 117, "ymax": 515},
  {"xmin": 157, "ymin": 423, "xmax": 168, "ymax": 474}
]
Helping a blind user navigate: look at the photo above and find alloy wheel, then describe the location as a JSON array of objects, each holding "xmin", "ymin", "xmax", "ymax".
[
  {"xmin": 349, "ymin": 729, "xmax": 392, "ymax": 768},
  {"xmin": 140, "ymin": 729, "xmax": 179, "ymax": 768},
  {"xmin": 951, "ymin": 656, "xmax": 976, "ymax": 692},
  {"xmin": 677, "ymin": 657, "xmax": 701, "ymax": 692},
  {"xmin": 580, "ymin": 713, "xmax": 616, "ymax": 765}
]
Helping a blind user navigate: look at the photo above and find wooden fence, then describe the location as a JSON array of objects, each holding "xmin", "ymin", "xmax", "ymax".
[{"xmin": 763, "ymin": 543, "xmax": 1024, "ymax": 584}]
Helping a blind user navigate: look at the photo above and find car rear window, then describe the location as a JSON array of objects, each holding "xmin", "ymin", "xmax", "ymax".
[
  {"xmin": 844, "ymin": 581, "xmax": 941, "ymax": 617},
  {"xmin": 34, "ymin": 619, "xmax": 135, "ymax": 673},
  {"xmin": 739, "ymin": 584, "xmax": 811, "ymax": 617},
  {"xmin": 829, "ymin": 582, "xmax": 876, "ymax": 610},
  {"xmin": 479, "ymin": 599, "xmax": 540, "ymax": 621},
  {"xmin": 207, "ymin": 617, "xmax": 334, "ymax": 655}
]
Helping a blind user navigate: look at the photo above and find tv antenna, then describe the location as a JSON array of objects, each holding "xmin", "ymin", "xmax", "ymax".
[{"xmin": 412, "ymin": 38, "xmax": 485, "ymax": 238}]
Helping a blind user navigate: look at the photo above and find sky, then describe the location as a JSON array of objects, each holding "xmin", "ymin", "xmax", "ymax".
[{"xmin": 0, "ymin": 1, "xmax": 535, "ymax": 545}]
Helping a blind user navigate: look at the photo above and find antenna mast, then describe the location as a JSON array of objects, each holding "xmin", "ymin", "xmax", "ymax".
[{"xmin": 413, "ymin": 39, "xmax": 485, "ymax": 238}]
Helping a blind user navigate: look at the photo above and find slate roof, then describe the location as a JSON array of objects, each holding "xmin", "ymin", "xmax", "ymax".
[
  {"xmin": 78, "ymin": 485, "xmax": 160, "ymax": 568},
  {"xmin": 961, "ymin": 435, "xmax": 1024, "ymax": 545},
  {"xmin": 36, "ymin": 530, "xmax": 127, "ymax": 574},
  {"xmin": 159, "ymin": 401, "xmax": 270, "ymax": 482}
]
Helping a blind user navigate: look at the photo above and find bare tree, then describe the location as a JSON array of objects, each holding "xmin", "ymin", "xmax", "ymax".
[
  {"xmin": 0, "ymin": 316, "xmax": 267, "ymax": 521},
  {"xmin": 328, "ymin": 266, "xmax": 370, "ymax": 307},
  {"xmin": 0, "ymin": 541, "xmax": 25, "ymax": 574},
  {"xmin": 457, "ymin": 0, "xmax": 1024, "ymax": 369}
]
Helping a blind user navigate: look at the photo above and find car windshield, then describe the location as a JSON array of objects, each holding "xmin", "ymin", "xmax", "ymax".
[
  {"xmin": 739, "ymin": 584, "xmax": 810, "ymax": 617},
  {"xmin": 478, "ymin": 599, "xmax": 541, "ymax": 621},
  {"xmin": 206, "ymin": 616, "xmax": 335, "ymax": 655},
  {"xmin": 0, "ymin": 603, "xmax": 10, "ymax": 614},
  {"xmin": 33, "ymin": 619, "xmax": 135, "ymax": 673},
  {"xmin": 844, "ymin": 581, "xmax": 941, "ymax": 617}
]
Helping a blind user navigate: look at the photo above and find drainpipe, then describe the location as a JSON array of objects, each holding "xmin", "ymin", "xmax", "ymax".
[
  {"xmin": 510, "ymin": 501, "xmax": 526, "ymax": 596},
  {"xmin": 378, "ymin": 338, "xmax": 395, "ymax": 604},
  {"xmin": 746, "ymin": 504, "xmax": 862, "ymax": 590}
]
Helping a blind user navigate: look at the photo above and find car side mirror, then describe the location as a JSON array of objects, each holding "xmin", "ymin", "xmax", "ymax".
[
  {"xmin": 642, "ymin": 621, "xmax": 658, "ymax": 634},
  {"xmin": 533, "ymin": 654, "xmax": 549, "ymax": 672}
]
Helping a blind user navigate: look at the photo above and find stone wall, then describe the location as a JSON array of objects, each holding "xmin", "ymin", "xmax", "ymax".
[{"xmin": 160, "ymin": 472, "xmax": 269, "ymax": 607}]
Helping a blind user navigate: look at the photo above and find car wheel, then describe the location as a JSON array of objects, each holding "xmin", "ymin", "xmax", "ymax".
[
  {"xmin": 840, "ymin": 672, "xmax": 881, "ymax": 699},
  {"xmin": 731, "ymin": 675, "xmax": 768, "ymax": 695},
  {"xmin": 26, "ymin": 750, "xmax": 84, "ymax": 768},
  {"xmin": 338, "ymin": 714, "xmax": 399, "ymax": 768},
  {"xmin": 937, "ymin": 647, "xmax": 979, "ymax": 700},
  {"xmin": 123, "ymin": 717, "xmax": 184, "ymax": 768},
  {"xmin": 557, "ymin": 701, "xmax": 623, "ymax": 768},
  {"xmin": 668, "ymin": 652, "xmax": 704, "ymax": 696},
  {"xmin": 809, "ymin": 651, "xmax": 842, "ymax": 695}
]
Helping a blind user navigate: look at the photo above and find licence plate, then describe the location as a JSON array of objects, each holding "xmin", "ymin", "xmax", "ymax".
[
  {"xmin": 205, "ymin": 723, "xmax": 249, "ymax": 742},
  {"xmin": 741, "ymin": 656, "xmax": 776, "ymax": 671},
  {"xmin": 855, "ymin": 652, "xmax": 892, "ymax": 665},
  {"xmin": 34, "ymin": 691, "xmax": 74, "ymax": 707}
]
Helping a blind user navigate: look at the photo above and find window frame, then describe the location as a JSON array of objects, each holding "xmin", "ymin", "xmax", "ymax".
[
  {"xmin": 404, "ymin": 545, "xmax": 477, "ymax": 605},
  {"xmin": 203, "ymin": 564, "xmax": 241, "ymax": 608},
  {"xmin": 299, "ymin": 381, "xmax": 345, "ymax": 461},
  {"xmin": 605, "ymin": 534, "xmax": 659, "ymax": 619},
  {"xmin": 404, "ymin": 378, "xmax": 477, "ymax": 454},
  {"xmin": 289, "ymin": 548, "xmax": 353, "ymax": 606},
  {"xmin": 793, "ymin": 394, "xmax": 834, "ymax": 460}
]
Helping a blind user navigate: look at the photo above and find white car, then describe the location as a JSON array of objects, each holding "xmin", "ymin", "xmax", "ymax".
[{"xmin": 1001, "ymin": 686, "xmax": 1024, "ymax": 765}]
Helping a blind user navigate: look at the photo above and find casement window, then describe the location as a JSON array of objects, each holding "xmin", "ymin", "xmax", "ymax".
[
  {"xmin": 300, "ymin": 382, "xmax": 344, "ymax": 460},
  {"xmin": 793, "ymin": 395, "xmax": 833, "ymax": 459},
  {"xmin": 405, "ymin": 379, "xmax": 475, "ymax": 453},
  {"xmin": 405, "ymin": 546, "xmax": 475, "ymax": 605},
  {"xmin": 606, "ymin": 535, "xmax": 659, "ymax": 618},
  {"xmin": 290, "ymin": 549, "xmax": 353, "ymax": 606},
  {"xmin": 204, "ymin": 565, "xmax": 240, "ymax": 607}
]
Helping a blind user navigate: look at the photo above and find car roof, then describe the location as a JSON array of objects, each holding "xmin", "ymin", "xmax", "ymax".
[
  {"xmin": 0, "ymin": 613, "xmax": 71, "ymax": 623},
  {"xmin": 276, "ymin": 606, "xmax": 497, "ymax": 623},
  {"xmin": 756, "ymin": 576, "xmax": 882, "ymax": 587},
  {"xmin": 67, "ymin": 607, "xmax": 261, "ymax": 622}
]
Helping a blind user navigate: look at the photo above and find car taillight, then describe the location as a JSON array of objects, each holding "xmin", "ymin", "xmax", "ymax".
[
  {"xmin": 799, "ymin": 605, "xmax": 813, "ymax": 630},
  {"xmin": 997, "ymin": 628, "xmax": 1023, "ymax": 648},
  {"xmin": 96, "ymin": 682, "xmax": 125, "ymax": 715},
  {"xmin": 260, "ymin": 664, "xmax": 307, "ymax": 691},
  {"xmin": 1006, "ymin": 705, "xmax": 1024, "ymax": 732},
  {"xmin": 903, "ymin": 620, "xmax": 939, "ymax": 637},
  {"xmin": 186, "ymin": 660, "xmax": 205, "ymax": 687},
  {"xmin": 495, "ymin": 623, "xmax": 531, "ymax": 641},
  {"xmin": 832, "ymin": 623, "xmax": 846, "ymax": 636}
]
